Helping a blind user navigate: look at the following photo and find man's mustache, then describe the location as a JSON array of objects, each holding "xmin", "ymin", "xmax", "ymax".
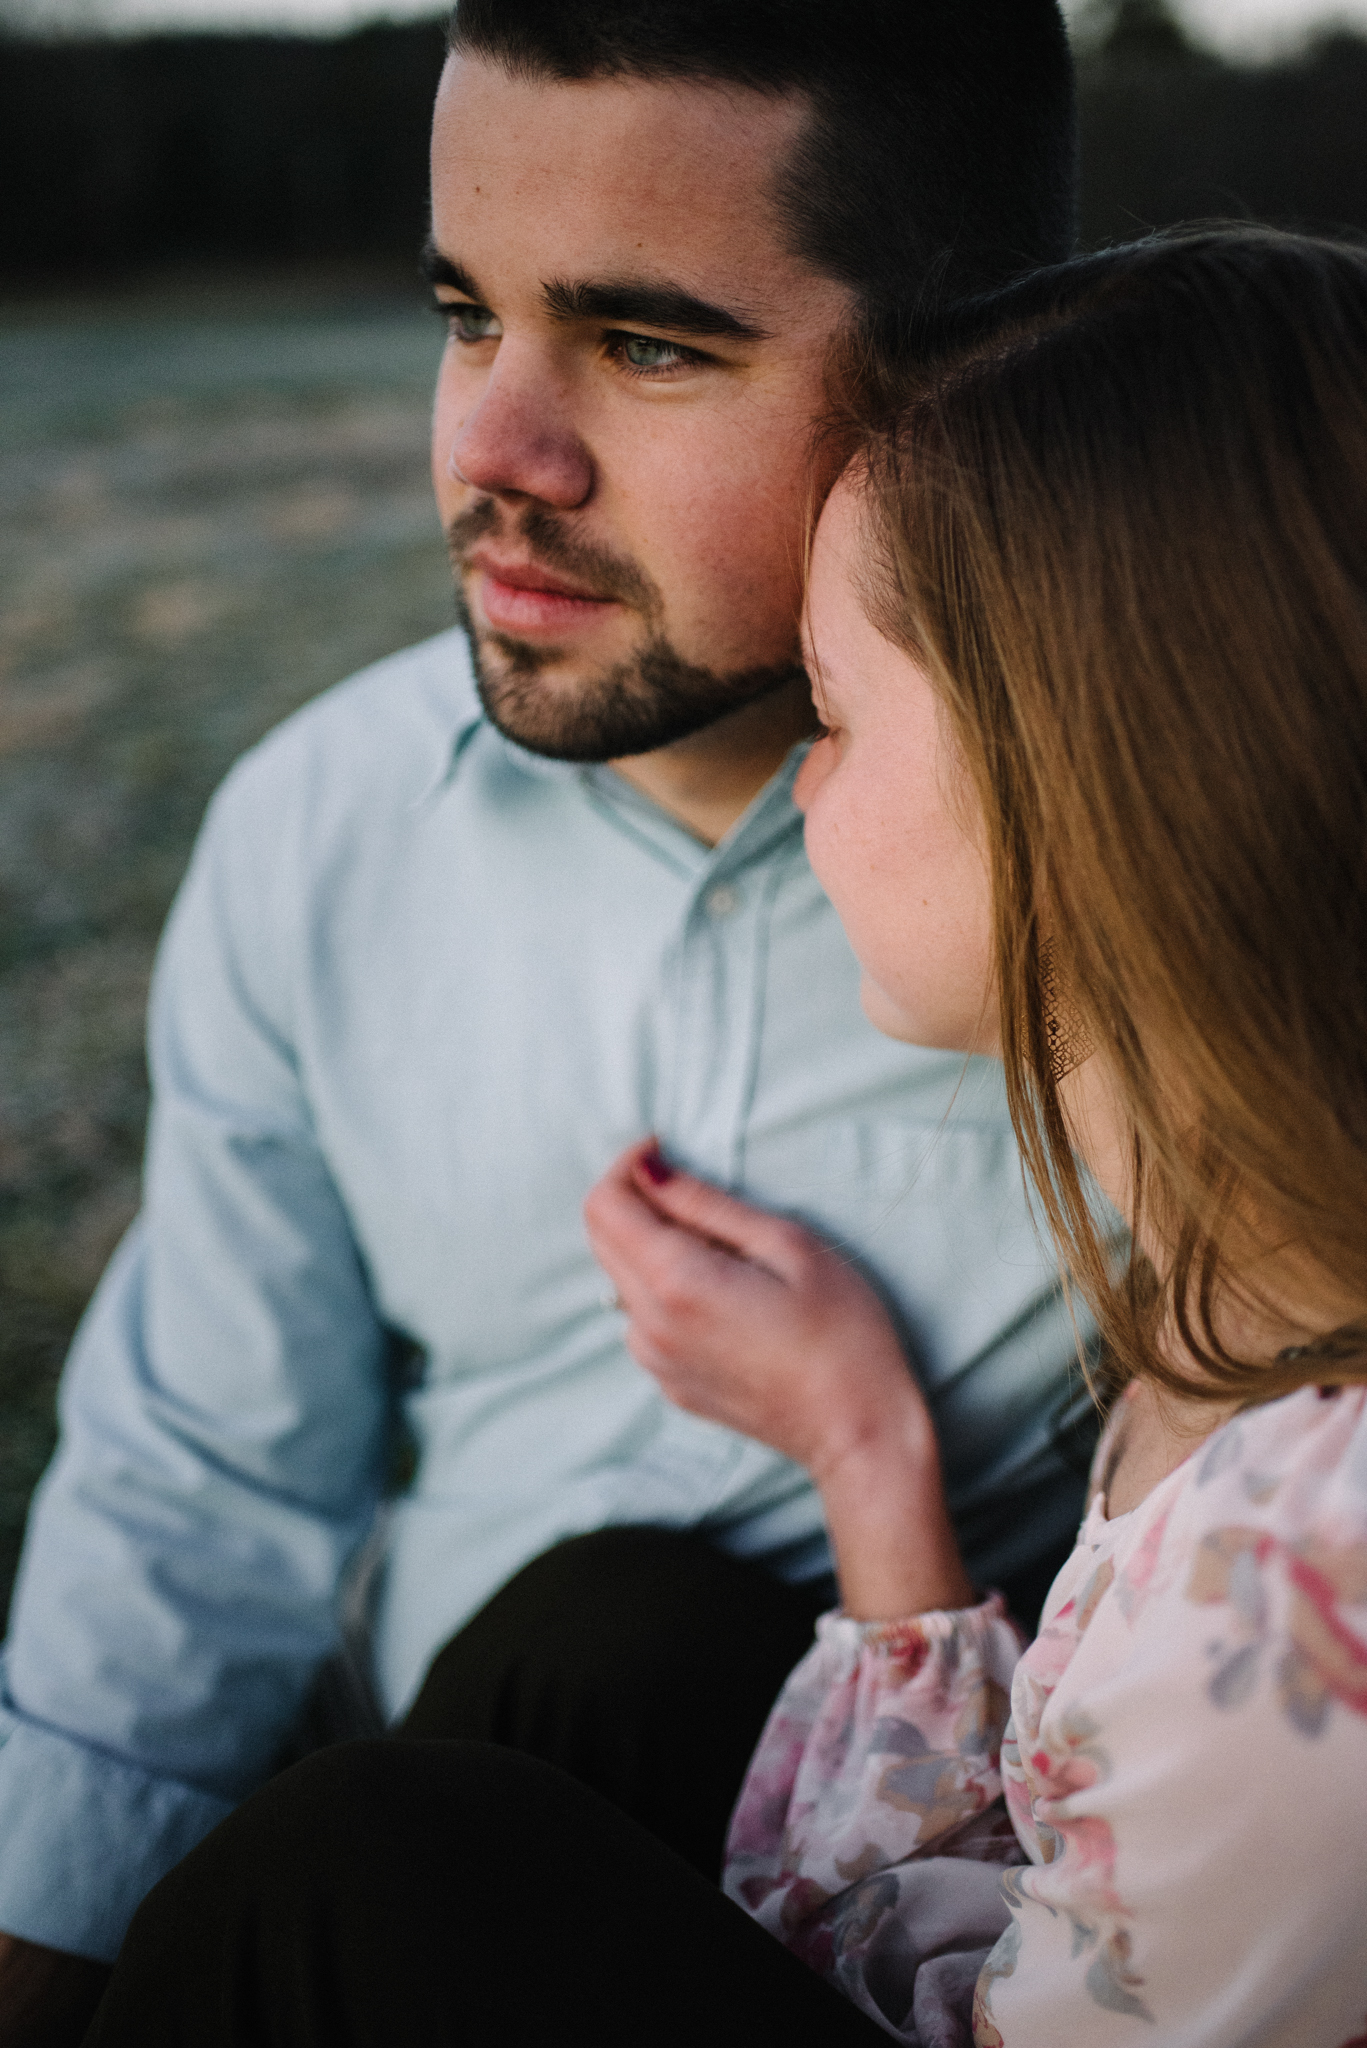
[{"xmin": 445, "ymin": 500, "xmax": 661, "ymax": 620}]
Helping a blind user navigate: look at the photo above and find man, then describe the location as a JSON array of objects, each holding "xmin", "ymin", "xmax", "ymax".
[{"xmin": 0, "ymin": 2, "xmax": 1082, "ymax": 2038}]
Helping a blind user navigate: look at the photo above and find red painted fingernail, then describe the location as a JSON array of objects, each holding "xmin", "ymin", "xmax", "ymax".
[{"xmin": 640, "ymin": 1144, "xmax": 673, "ymax": 1185}]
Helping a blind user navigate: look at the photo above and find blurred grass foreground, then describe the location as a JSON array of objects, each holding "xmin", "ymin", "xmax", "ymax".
[
  {"xmin": 2, "ymin": 0, "xmax": 1367, "ymax": 1621},
  {"xmin": 0, "ymin": 271, "xmax": 453, "ymax": 1611}
]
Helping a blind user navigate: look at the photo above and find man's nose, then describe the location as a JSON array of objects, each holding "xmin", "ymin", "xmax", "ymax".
[{"xmin": 444, "ymin": 349, "xmax": 593, "ymax": 509}]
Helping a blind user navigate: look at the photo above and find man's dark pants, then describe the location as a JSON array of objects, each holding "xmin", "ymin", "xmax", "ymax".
[{"xmin": 80, "ymin": 1524, "xmax": 1061, "ymax": 2043}]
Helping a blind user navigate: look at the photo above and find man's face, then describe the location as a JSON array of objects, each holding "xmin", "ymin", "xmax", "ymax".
[{"xmin": 428, "ymin": 55, "xmax": 851, "ymax": 760}]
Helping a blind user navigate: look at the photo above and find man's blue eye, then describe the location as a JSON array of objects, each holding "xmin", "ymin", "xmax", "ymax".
[
  {"xmin": 622, "ymin": 335, "xmax": 680, "ymax": 370},
  {"xmin": 450, "ymin": 305, "xmax": 502, "ymax": 342}
]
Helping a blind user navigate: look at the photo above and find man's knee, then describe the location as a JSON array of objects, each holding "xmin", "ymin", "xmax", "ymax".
[{"xmin": 405, "ymin": 1524, "xmax": 829, "ymax": 1736}]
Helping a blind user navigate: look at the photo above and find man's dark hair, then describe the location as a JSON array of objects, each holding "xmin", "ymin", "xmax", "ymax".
[{"xmin": 447, "ymin": 0, "xmax": 1077, "ymax": 341}]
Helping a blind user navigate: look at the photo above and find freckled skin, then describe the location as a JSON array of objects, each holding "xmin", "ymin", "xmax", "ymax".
[{"xmin": 794, "ymin": 479, "xmax": 997, "ymax": 1055}]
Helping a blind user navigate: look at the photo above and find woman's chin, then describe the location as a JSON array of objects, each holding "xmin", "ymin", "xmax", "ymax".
[
  {"xmin": 858, "ymin": 975, "xmax": 939, "ymax": 1047},
  {"xmin": 858, "ymin": 974, "xmax": 995, "ymax": 1058}
]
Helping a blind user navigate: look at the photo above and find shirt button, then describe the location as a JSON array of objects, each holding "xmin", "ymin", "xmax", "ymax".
[{"xmin": 704, "ymin": 884, "xmax": 740, "ymax": 919}]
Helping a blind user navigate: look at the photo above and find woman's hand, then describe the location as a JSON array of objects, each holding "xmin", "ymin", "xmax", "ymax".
[
  {"xmin": 583, "ymin": 1140, "xmax": 976, "ymax": 1618},
  {"xmin": 584, "ymin": 1138, "xmax": 918, "ymax": 1481}
]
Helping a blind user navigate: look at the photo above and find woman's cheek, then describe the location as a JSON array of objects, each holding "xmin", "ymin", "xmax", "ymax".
[
  {"xmin": 808, "ymin": 837, "xmax": 920, "ymax": 1030},
  {"xmin": 803, "ymin": 776, "xmax": 898, "ymax": 959},
  {"xmin": 798, "ymin": 784, "xmax": 849, "ymax": 917}
]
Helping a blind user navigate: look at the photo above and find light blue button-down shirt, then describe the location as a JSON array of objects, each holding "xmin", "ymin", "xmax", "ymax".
[{"xmin": 0, "ymin": 629, "xmax": 1094, "ymax": 1961}]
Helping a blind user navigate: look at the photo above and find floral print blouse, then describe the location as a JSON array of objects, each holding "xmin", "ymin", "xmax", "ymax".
[{"xmin": 724, "ymin": 1384, "xmax": 1367, "ymax": 2048}]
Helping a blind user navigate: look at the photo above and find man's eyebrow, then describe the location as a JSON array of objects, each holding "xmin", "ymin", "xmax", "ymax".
[
  {"xmin": 542, "ymin": 276, "xmax": 770, "ymax": 341},
  {"xmin": 420, "ymin": 242, "xmax": 484, "ymax": 301}
]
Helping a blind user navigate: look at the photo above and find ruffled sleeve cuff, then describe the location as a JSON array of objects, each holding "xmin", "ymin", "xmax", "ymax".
[{"xmin": 726, "ymin": 1592, "xmax": 1025, "ymax": 1919}]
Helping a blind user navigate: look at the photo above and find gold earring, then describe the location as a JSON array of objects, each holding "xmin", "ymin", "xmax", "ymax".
[{"xmin": 1039, "ymin": 938, "xmax": 1094, "ymax": 1082}]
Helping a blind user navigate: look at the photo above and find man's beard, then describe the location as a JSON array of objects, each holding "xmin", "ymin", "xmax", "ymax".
[{"xmin": 447, "ymin": 500, "xmax": 806, "ymax": 763}]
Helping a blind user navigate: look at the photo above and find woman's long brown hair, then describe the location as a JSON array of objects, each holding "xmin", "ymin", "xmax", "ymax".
[{"xmin": 860, "ymin": 227, "xmax": 1367, "ymax": 1404}]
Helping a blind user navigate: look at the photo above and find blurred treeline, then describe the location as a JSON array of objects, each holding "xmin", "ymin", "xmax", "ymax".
[
  {"xmin": 3, "ymin": 0, "xmax": 1367, "ymax": 282},
  {"xmin": 1077, "ymin": 0, "xmax": 1367, "ymax": 246},
  {"xmin": 0, "ymin": 18, "xmax": 448, "ymax": 276}
]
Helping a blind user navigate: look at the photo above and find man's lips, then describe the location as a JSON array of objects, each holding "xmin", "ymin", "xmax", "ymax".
[{"xmin": 467, "ymin": 553, "xmax": 620, "ymax": 638}]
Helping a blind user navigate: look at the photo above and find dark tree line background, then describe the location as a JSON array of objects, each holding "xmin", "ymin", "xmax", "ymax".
[{"xmin": 2, "ymin": 0, "xmax": 1367, "ymax": 283}]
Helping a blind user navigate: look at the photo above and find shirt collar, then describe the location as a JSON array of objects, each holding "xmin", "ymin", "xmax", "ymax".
[{"xmin": 429, "ymin": 665, "xmax": 812, "ymax": 878}]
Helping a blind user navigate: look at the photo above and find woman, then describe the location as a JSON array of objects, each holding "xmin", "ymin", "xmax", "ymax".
[
  {"xmin": 87, "ymin": 227, "xmax": 1367, "ymax": 2046},
  {"xmin": 588, "ymin": 223, "xmax": 1367, "ymax": 2045}
]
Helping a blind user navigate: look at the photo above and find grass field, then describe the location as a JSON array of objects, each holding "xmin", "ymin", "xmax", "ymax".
[{"xmin": 0, "ymin": 266, "xmax": 453, "ymax": 1619}]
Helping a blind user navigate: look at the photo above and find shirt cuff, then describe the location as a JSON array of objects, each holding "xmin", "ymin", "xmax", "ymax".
[
  {"xmin": 0, "ymin": 1687, "xmax": 235, "ymax": 1962},
  {"xmin": 821, "ymin": 1587, "xmax": 1021, "ymax": 1648}
]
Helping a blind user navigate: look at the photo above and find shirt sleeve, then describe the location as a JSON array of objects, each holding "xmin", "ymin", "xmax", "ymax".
[
  {"xmin": 724, "ymin": 1595, "xmax": 1029, "ymax": 2043},
  {"xmin": 0, "ymin": 751, "xmax": 389, "ymax": 1962}
]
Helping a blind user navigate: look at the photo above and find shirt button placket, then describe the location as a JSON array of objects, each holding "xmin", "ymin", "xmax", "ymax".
[{"xmin": 671, "ymin": 863, "xmax": 773, "ymax": 1189}]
